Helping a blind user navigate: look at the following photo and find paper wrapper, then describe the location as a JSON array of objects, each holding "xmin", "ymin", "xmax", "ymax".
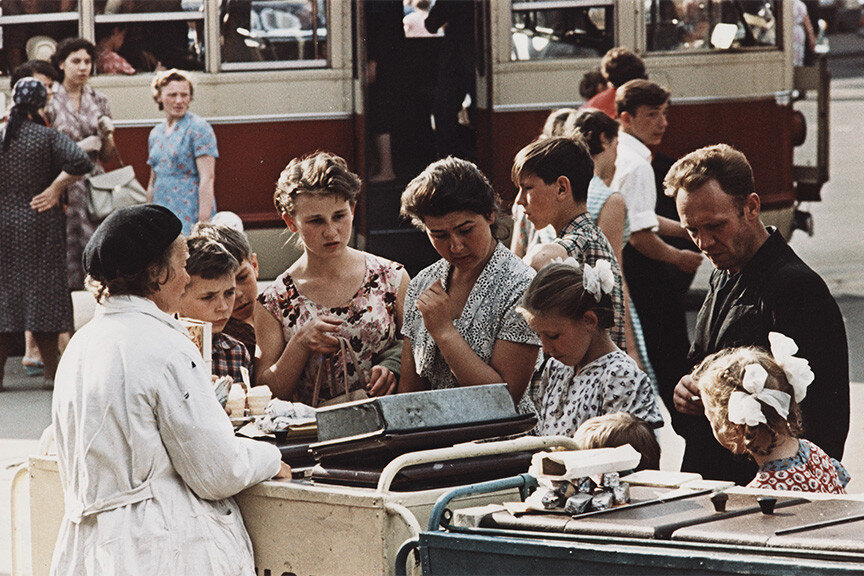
[
  {"xmin": 178, "ymin": 317, "xmax": 212, "ymax": 370},
  {"xmin": 529, "ymin": 445, "xmax": 641, "ymax": 482}
]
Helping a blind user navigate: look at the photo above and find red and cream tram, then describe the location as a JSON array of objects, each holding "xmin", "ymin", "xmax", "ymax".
[{"xmin": 1, "ymin": 0, "xmax": 827, "ymax": 275}]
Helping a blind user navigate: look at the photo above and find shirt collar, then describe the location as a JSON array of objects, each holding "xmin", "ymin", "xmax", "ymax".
[
  {"xmin": 739, "ymin": 227, "xmax": 784, "ymax": 282},
  {"xmin": 97, "ymin": 295, "xmax": 189, "ymax": 334},
  {"xmin": 558, "ymin": 212, "xmax": 592, "ymax": 238},
  {"xmin": 618, "ymin": 131, "xmax": 652, "ymax": 161}
]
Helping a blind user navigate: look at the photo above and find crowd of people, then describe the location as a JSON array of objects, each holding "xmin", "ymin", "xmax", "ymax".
[{"xmin": 0, "ymin": 40, "xmax": 853, "ymax": 574}]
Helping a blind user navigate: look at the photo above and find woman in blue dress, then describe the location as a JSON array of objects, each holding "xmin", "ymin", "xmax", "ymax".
[{"xmin": 147, "ymin": 69, "xmax": 218, "ymax": 235}]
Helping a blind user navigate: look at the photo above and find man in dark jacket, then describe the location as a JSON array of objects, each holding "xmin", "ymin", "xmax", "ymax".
[{"xmin": 666, "ymin": 144, "xmax": 849, "ymax": 486}]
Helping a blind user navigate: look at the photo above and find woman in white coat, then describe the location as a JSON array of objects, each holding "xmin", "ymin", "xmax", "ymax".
[{"xmin": 50, "ymin": 205, "xmax": 290, "ymax": 576}]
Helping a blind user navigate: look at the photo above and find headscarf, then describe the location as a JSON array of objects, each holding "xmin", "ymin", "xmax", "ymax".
[{"xmin": 2, "ymin": 77, "xmax": 48, "ymax": 152}]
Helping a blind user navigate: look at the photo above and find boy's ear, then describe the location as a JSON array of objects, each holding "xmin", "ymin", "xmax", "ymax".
[
  {"xmin": 618, "ymin": 110, "xmax": 632, "ymax": 128},
  {"xmin": 249, "ymin": 253, "xmax": 260, "ymax": 278},
  {"xmin": 556, "ymin": 175, "xmax": 572, "ymax": 200},
  {"xmin": 282, "ymin": 213, "xmax": 298, "ymax": 233}
]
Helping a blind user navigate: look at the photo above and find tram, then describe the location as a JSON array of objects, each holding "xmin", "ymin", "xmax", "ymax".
[{"xmin": 1, "ymin": 0, "xmax": 828, "ymax": 275}]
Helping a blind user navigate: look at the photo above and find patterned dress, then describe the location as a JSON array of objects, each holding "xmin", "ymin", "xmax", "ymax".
[
  {"xmin": 587, "ymin": 175, "xmax": 657, "ymax": 389},
  {"xmin": 45, "ymin": 84, "xmax": 112, "ymax": 290},
  {"xmin": 148, "ymin": 112, "xmax": 218, "ymax": 235},
  {"xmin": 554, "ymin": 212, "xmax": 627, "ymax": 351},
  {"xmin": 259, "ymin": 253, "xmax": 403, "ymax": 405},
  {"xmin": 535, "ymin": 350, "xmax": 661, "ymax": 437},
  {"xmin": 402, "ymin": 242, "xmax": 540, "ymax": 392},
  {"xmin": 0, "ymin": 121, "xmax": 92, "ymax": 332},
  {"xmin": 748, "ymin": 439, "xmax": 850, "ymax": 494}
]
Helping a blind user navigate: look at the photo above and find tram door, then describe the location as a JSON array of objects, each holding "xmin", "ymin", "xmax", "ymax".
[{"xmin": 357, "ymin": 0, "xmax": 477, "ymax": 275}]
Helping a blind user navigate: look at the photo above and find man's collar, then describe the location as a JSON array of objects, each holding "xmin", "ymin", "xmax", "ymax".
[
  {"xmin": 739, "ymin": 227, "xmax": 784, "ymax": 279},
  {"xmin": 618, "ymin": 131, "xmax": 651, "ymax": 160}
]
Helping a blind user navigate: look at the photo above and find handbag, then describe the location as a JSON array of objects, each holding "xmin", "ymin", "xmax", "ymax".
[
  {"xmin": 311, "ymin": 337, "xmax": 370, "ymax": 408},
  {"xmin": 86, "ymin": 149, "xmax": 147, "ymax": 220}
]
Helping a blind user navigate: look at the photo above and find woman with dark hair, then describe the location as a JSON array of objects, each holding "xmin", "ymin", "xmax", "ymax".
[
  {"xmin": 51, "ymin": 204, "xmax": 289, "ymax": 574},
  {"xmin": 0, "ymin": 78, "xmax": 92, "ymax": 390},
  {"xmin": 46, "ymin": 37, "xmax": 117, "ymax": 290},
  {"xmin": 399, "ymin": 156, "xmax": 540, "ymax": 404}
]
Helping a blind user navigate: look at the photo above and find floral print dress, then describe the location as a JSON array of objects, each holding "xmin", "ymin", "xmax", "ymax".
[
  {"xmin": 45, "ymin": 84, "xmax": 112, "ymax": 290},
  {"xmin": 147, "ymin": 112, "xmax": 218, "ymax": 235},
  {"xmin": 749, "ymin": 439, "xmax": 850, "ymax": 494},
  {"xmin": 259, "ymin": 253, "xmax": 404, "ymax": 406}
]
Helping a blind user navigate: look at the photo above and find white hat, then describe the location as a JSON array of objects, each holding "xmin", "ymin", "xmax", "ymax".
[{"xmin": 25, "ymin": 36, "xmax": 57, "ymax": 62}]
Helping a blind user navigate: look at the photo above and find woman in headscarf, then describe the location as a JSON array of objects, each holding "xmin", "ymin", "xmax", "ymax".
[
  {"xmin": 0, "ymin": 78, "xmax": 92, "ymax": 390},
  {"xmin": 51, "ymin": 205, "xmax": 290, "ymax": 575}
]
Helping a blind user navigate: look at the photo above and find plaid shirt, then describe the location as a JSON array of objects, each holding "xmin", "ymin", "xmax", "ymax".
[
  {"xmin": 223, "ymin": 316, "xmax": 256, "ymax": 361},
  {"xmin": 554, "ymin": 213, "xmax": 627, "ymax": 351},
  {"xmin": 212, "ymin": 332, "xmax": 252, "ymax": 383}
]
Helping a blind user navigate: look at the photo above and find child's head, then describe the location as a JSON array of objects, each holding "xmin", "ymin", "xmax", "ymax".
[
  {"xmin": 574, "ymin": 412, "xmax": 661, "ymax": 471},
  {"xmin": 540, "ymin": 107, "xmax": 579, "ymax": 139},
  {"xmin": 518, "ymin": 261, "xmax": 615, "ymax": 366},
  {"xmin": 191, "ymin": 222, "xmax": 259, "ymax": 322},
  {"xmin": 180, "ymin": 236, "xmax": 240, "ymax": 333},
  {"xmin": 692, "ymin": 346, "xmax": 803, "ymax": 457}
]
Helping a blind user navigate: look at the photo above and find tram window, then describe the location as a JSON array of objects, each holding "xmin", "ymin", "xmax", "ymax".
[
  {"xmin": 0, "ymin": 0, "xmax": 78, "ymax": 76},
  {"xmin": 220, "ymin": 0, "xmax": 328, "ymax": 70},
  {"xmin": 93, "ymin": 1, "xmax": 205, "ymax": 73},
  {"xmin": 647, "ymin": 0, "xmax": 780, "ymax": 52},
  {"xmin": 511, "ymin": 0, "xmax": 614, "ymax": 61}
]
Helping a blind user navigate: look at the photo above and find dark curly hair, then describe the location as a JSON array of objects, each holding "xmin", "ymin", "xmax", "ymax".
[
  {"xmin": 51, "ymin": 38, "xmax": 97, "ymax": 81},
  {"xmin": 274, "ymin": 151, "xmax": 361, "ymax": 216}
]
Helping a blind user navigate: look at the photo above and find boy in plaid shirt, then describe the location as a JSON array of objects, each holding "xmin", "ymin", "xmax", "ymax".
[{"xmin": 180, "ymin": 235, "xmax": 251, "ymax": 383}]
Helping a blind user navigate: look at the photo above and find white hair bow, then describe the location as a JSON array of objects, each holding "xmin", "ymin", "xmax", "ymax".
[
  {"xmin": 550, "ymin": 256, "xmax": 581, "ymax": 269},
  {"xmin": 583, "ymin": 259, "xmax": 615, "ymax": 302},
  {"xmin": 727, "ymin": 363, "xmax": 791, "ymax": 427},
  {"xmin": 768, "ymin": 332, "xmax": 814, "ymax": 403}
]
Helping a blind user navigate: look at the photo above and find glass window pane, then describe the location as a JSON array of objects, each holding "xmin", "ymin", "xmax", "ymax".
[
  {"xmin": 93, "ymin": 1, "xmax": 205, "ymax": 73},
  {"xmin": 0, "ymin": 1, "xmax": 78, "ymax": 75},
  {"xmin": 511, "ymin": 1, "xmax": 614, "ymax": 61},
  {"xmin": 647, "ymin": 0, "xmax": 779, "ymax": 53},
  {"xmin": 221, "ymin": 0, "xmax": 328, "ymax": 69}
]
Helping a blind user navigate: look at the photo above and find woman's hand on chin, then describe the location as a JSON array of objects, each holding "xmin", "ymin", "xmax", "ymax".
[
  {"xmin": 295, "ymin": 315, "xmax": 342, "ymax": 354},
  {"xmin": 416, "ymin": 280, "xmax": 456, "ymax": 340}
]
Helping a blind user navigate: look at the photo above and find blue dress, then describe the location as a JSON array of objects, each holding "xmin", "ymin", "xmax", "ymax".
[
  {"xmin": 587, "ymin": 176, "xmax": 658, "ymax": 392},
  {"xmin": 148, "ymin": 112, "xmax": 218, "ymax": 235}
]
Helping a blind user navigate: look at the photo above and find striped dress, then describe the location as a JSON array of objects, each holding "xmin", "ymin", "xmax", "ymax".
[{"xmin": 587, "ymin": 176, "xmax": 658, "ymax": 391}]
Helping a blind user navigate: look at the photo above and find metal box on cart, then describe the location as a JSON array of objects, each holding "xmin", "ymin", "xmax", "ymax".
[{"xmin": 11, "ymin": 436, "xmax": 577, "ymax": 576}]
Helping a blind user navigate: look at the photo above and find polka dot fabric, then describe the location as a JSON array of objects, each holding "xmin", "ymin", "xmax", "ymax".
[{"xmin": 748, "ymin": 439, "xmax": 850, "ymax": 494}]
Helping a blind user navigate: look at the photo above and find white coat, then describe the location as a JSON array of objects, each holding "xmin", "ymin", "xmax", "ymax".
[{"xmin": 50, "ymin": 296, "xmax": 281, "ymax": 576}]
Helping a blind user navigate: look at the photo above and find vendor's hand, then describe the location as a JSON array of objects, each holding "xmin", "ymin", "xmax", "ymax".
[
  {"xmin": 274, "ymin": 461, "xmax": 292, "ymax": 479},
  {"xmin": 366, "ymin": 365, "xmax": 397, "ymax": 397},
  {"xmin": 97, "ymin": 115, "xmax": 114, "ymax": 137},
  {"xmin": 76, "ymin": 135, "xmax": 102, "ymax": 154},
  {"xmin": 415, "ymin": 280, "xmax": 455, "ymax": 338},
  {"xmin": 30, "ymin": 184, "xmax": 62, "ymax": 212},
  {"xmin": 295, "ymin": 315, "xmax": 342, "ymax": 354},
  {"xmin": 675, "ymin": 249, "xmax": 703, "ymax": 274},
  {"xmin": 673, "ymin": 374, "xmax": 704, "ymax": 415}
]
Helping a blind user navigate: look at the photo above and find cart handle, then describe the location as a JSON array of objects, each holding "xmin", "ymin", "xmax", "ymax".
[
  {"xmin": 394, "ymin": 537, "xmax": 420, "ymax": 576},
  {"xmin": 375, "ymin": 435, "xmax": 578, "ymax": 494},
  {"xmin": 428, "ymin": 473, "xmax": 537, "ymax": 532}
]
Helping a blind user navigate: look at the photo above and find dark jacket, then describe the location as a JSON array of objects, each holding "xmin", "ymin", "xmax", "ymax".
[{"xmin": 680, "ymin": 229, "xmax": 850, "ymax": 485}]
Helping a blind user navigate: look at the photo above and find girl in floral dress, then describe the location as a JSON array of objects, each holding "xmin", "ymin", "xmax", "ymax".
[
  {"xmin": 518, "ymin": 260, "xmax": 661, "ymax": 437},
  {"xmin": 256, "ymin": 152, "xmax": 410, "ymax": 405},
  {"xmin": 693, "ymin": 334, "xmax": 849, "ymax": 493}
]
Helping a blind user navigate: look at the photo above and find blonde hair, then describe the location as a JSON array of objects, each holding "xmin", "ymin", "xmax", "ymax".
[
  {"xmin": 274, "ymin": 151, "xmax": 361, "ymax": 216},
  {"xmin": 692, "ymin": 347, "xmax": 802, "ymax": 456},
  {"xmin": 151, "ymin": 68, "xmax": 194, "ymax": 110},
  {"xmin": 574, "ymin": 412, "xmax": 660, "ymax": 471}
]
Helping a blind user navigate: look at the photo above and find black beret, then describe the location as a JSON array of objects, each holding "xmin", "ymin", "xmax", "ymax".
[{"xmin": 83, "ymin": 205, "xmax": 183, "ymax": 282}]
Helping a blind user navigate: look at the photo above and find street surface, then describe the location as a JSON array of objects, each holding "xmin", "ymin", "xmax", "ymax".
[{"xmin": 4, "ymin": 40, "xmax": 864, "ymax": 575}]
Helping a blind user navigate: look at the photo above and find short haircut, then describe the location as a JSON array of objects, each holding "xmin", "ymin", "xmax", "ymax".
[
  {"xmin": 401, "ymin": 156, "xmax": 500, "ymax": 229},
  {"xmin": 574, "ymin": 412, "xmax": 661, "ymax": 471},
  {"xmin": 566, "ymin": 109, "xmax": 619, "ymax": 156},
  {"xmin": 11, "ymin": 60, "xmax": 59, "ymax": 86},
  {"xmin": 579, "ymin": 67, "xmax": 606, "ymax": 100},
  {"xmin": 151, "ymin": 68, "xmax": 194, "ymax": 110},
  {"xmin": 185, "ymin": 236, "xmax": 239, "ymax": 280},
  {"xmin": 519, "ymin": 262, "xmax": 614, "ymax": 330},
  {"xmin": 615, "ymin": 79, "xmax": 670, "ymax": 117},
  {"xmin": 191, "ymin": 222, "xmax": 252, "ymax": 264},
  {"xmin": 511, "ymin": 137, "xmax": 594, "ymax": 204},
  {"xmin": 274, "ymin": 151, "xmax": 361, "ymax": 216},
  {"xmin": 541, "ymin": 107, "xmax": 579, "ymax": 139},
  {"xmin": 601, "ymin": 47, "xmax": 647, "ymax": 88},
  {"xmin": 663, "ymin": 144, "xmax": 755, "ymax": 203},
  {"xmin": 50, "ymin": 38, "xmax": 97, "ymax": 81}
]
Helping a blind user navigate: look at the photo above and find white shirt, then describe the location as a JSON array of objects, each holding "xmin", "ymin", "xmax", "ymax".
[
  {"xmin": 612, "ymin": 131, "xmax": 659, "ymax": 233},
  {"xmin": 50, "ymin": 295, "xmax": 281, "ymax": 576}
]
